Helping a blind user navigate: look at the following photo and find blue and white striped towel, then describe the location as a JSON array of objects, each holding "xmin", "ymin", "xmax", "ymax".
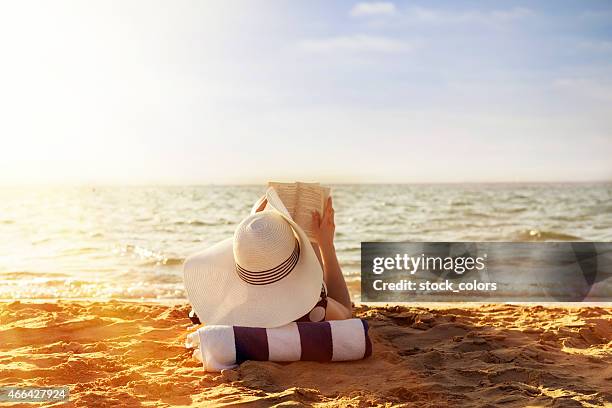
[{"xmin": 185, "ymin": 318, "xmax": 372, "ymax": 372}]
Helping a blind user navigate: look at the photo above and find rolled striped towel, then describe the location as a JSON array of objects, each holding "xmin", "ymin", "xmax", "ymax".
[{"xmin": 185, "ymin": 319, "xmax": 372, "ymax": 372}]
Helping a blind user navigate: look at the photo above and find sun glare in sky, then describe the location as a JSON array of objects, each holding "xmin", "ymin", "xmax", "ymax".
[{"xmin": 0, "ymin": 0, "xmax": 611, "ymax": 185}]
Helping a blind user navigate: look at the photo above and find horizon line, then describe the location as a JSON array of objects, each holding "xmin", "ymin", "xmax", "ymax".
[{"xmin": 1, "ymin": 180, "xmax": 611, "ymax": 188}]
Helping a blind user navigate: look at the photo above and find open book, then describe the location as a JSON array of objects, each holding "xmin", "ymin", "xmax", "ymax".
[{"xmin": 268, "ymin": 181, "xmax": 331, "ymax": 243}]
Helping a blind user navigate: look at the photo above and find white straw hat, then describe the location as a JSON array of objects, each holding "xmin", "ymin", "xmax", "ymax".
[{"xmin": 183, "ymin": 188, "xmax": 323, "ymax": 328}]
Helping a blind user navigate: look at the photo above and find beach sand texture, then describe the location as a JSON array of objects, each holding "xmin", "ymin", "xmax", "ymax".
[{"xmin": 1, "ymin": 301, "xmax": 610, "ymax": 407}]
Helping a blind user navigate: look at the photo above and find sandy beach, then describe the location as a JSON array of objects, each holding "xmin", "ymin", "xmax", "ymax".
[{"xmin": 0, "ymin": 301, "xmax": 610, "ymax": 407}]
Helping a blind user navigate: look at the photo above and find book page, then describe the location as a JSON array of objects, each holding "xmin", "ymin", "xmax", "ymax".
[
  {"xmin": 268, "ymin": 181, "xmax": 331, "ymax": 242},
  {"xmin": 294, "ymin": 182, "xmax": 330, "ymax": 242},
  {"xmin": 267, "ymin": 182, "xmax": 298, "ymax": 219}
]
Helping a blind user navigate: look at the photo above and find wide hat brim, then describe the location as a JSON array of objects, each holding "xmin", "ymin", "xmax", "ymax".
[{"xmin": 183, "ymin": 188, "xmax": 323, "ymax": 328}]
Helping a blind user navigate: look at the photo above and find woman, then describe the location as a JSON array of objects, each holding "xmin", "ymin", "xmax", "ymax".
[{"xmin": 184, "ymin": 188, "xmax": 351, "ymax": 328}]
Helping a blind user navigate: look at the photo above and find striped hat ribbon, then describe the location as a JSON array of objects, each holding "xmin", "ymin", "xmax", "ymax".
[{"xmin": 235, "ymin": 239, "xmax": 300, "ymax": 285}]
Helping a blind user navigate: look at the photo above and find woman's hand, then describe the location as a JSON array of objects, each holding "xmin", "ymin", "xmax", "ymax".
[{"xmin": 312, "ymin": 196, "xmax": 335, "ymax": 251}]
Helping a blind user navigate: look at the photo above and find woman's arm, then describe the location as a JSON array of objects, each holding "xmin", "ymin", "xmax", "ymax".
[
  {"xmin": 325, "ymin": 297, "xmax": 352, "ymax": 320},
  {"xmin": 312, "ymin": 197, "xmax": 353, "ymax": 315}
]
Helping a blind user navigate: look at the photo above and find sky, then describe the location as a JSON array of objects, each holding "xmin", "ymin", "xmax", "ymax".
[{"xmin": 0, "ymin": 0, "xmax": 611, "ymax": 184}]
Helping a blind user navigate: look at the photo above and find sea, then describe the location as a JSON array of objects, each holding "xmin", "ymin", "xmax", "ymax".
[{"xmin": 1, "ymin": 183, "xmax": 611, "ymax": 301}]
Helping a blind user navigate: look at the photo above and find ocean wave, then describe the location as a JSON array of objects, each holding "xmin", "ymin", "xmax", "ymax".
[
  {"xmin": 336, "ymin": 246, "xmax": 360, "ymax": 253},
  {"xmin": 60, "ymin": 247, "xmax": 101, "ymax": 256},
  {"xmin": 503, "ymin": 207, "xmax": 528, "ymax": 214},
  {"xmin": 31, "ymin": 237, "xmax": 53, "ymax": 245},
  {"xmin": 142, "ymin": 273, "xmax": 183, "ymax": 284},
  {"xmin": 139, "ymin": 257, "xmax": 184, "ymax": 266},
  {"xmin": 116, "ymin": 244, "xmax": 184, "ymax": 266},
  {"xmin": 0, "ymin": 281, "xmax": 186, "ymax": 300},
  {"xmin": 0, "ymin": 271, "xmax": 72, "ymax": 279},
  {"xmin": 586, "ymin": 204, "xmax": 612, "ymax": 214},
  {"xmin": 461, "ymin": 210, "xmax": 493, "ymax": 218},
  {"xmin": 173, "ymin": 219, "xmax": 233, "ymax": 226},
  {"xmin": 549, "ymin": 215, "xmax": 590, "ymax": 222},
  {"xmin": 449, "ymin": 200, "xmax": 470, "ymax": 207},
  {"xmin": 510, "ymin": 229, "xmax": 583, "ymax": 242}
]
